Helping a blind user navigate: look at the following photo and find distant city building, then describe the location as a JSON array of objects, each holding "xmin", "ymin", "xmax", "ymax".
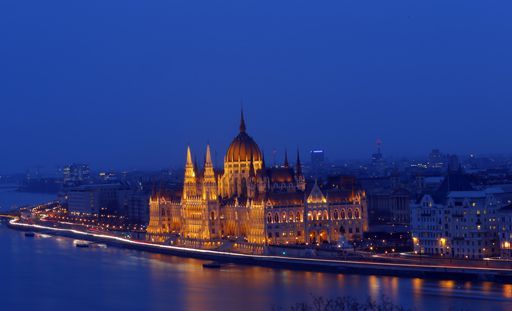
[
  {"xmin": 357, "ymin": 168, "xmax": 411, "ymax": 232},
  {"xmin": 408, "ymin": 158, "xmax": 512, "ymax": 259},
  {"xmin": 498, "ymin": 203, "xmax": 512, "ymax": 259},
  {"xmin": 369, "ymin": 139, "xmax": 387, "ymax": 177},
  {"xmin": 310, "ymin": 149, "xmax": 325, "ymax": 178},
  {"xmin": 427, "ymin": 149, "xmax": 445, "ymax": 169},
  {"xmin": 368, "ymin": 188, "xmax": 410, "ymax": 227},
  {"xmin": 127, "ymin": 192, "xmax": 150, "ymax": 225},
  {"xmin": 411, "ymin": 188, "xmax": 510, "ymax": 259},
  {"xmin": 67, "ymin": 183, "xmax": 130, "ymax": 216},
  {"xmin": 99, "ymin": 171, "xmax": 119, "ymax": 183},
  {"xmin": 447, "ymin": 154, "xmax": 461, "ymax": 172},
  {"xmin": 371, "ymin": 139, "xmax": 383, "ymax": 164},
  {"xmin": 63, "ymin": 164, "xmax": 90, "ymax": 187}
]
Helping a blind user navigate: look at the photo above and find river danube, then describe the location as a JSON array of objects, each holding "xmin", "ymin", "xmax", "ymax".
[{"xmin": 1, "ymin": 192, "xmax": 511, "ymax": 311}]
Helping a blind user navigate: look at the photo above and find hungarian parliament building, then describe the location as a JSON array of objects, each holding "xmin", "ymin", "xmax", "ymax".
[{"xmin": 147, "ymin": 112, "xmax": 368, "ymax": 246}]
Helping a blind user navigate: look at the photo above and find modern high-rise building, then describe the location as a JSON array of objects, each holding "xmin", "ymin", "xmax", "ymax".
[
  {"xmin": 310, "ymin": 149, "xmax": 325, "ymax": 177},
  {"xmin": 63, "ymin": 163, "xmax": 90, "ymax": 187}
]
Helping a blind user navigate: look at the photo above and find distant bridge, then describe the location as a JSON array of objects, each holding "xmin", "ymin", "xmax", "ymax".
[{"xmin": 0, "ymin": 214, "xmax": 17, "ymax": 219}]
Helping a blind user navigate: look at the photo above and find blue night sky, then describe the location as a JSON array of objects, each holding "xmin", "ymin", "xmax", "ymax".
[{"xmin": 0, "ymin": 1, "xmax": 511, "ymax": 173}]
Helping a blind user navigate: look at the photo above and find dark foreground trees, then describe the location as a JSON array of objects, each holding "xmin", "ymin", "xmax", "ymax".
[{"xmin": 275, "ymin": 295, "xmax": 408, "ymax": 311}]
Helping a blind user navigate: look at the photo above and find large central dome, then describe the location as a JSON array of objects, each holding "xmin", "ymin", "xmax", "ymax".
[{"xmin": 225, "ymin": 110, "xmax": 262, "ymax": 162}]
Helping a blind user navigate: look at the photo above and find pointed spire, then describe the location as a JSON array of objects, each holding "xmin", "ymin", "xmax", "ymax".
[
  {"xmin": 205, "ymin": 144, "xmax": 212, "ymax": 166},
  {"xmin": 239, "ymin": 107, "xmax": 246, "ymax": 133},
  {"xmin": 284, "ymin": 149, "xmax": 289, "ymax": 168},
  {"xmin": 186, "ymin": 146, "xmax": 193, "ymax": 165},
  {"xmin": 296, "ymin": 148, "xmax": 303, "ymax": 175},
  {"xmin": 203, "ymin": 144, "xmax": 216, "ymax": 181}
]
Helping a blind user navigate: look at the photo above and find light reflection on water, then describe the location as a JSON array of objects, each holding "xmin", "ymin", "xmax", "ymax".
[{"xmin": 1, "ymin": 226, "xmax": 511, "ymax": 311}]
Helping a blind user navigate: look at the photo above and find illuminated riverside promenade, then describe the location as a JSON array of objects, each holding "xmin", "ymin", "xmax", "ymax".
[
  {"xmin": 1, "ymin": 221, "xmax": 512, "ymax": 311},
  {"xmin": 7, "ymin": 218, "xmax": 512, "ymax": 283}
]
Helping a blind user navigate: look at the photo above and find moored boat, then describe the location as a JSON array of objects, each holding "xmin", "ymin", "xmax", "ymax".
[
  {"xmin": 202, "ymin": 262, "xmax": 222, "ymax": 269},
  {"xmin": 73, "ymin": 240, "xmax": 91, "ymax": 248}
]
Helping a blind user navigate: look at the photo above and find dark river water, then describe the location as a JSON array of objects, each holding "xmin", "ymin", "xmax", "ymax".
[{"xmin": 1, "ymin": 190, "xmax": 512, "ymax": 311}]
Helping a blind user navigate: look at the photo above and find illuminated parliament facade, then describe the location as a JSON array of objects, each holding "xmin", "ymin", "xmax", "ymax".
[{"xmin": 147, "ymin": 112, "xmax": 368, "ymax": 246}]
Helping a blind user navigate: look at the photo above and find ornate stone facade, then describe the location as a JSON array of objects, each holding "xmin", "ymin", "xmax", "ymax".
[{"xmin": 147, "ymin": 111, "xmax": 368, "ymax": 246}]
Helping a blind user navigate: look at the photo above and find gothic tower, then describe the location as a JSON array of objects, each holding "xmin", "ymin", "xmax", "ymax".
[
  {"xmin": 202, "ymin": 144, "xmax": 218, "ymax": 200},
  {"xmin": 183, "ymin": 146, "xmax": 198, "ymax": 200}
]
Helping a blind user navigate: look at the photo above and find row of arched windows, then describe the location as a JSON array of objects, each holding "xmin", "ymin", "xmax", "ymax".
[
  {"xmin": 307, "ymin": 208, "xmax": 361, "ymax": 221},
  {"xmin": 267, "ymin": 211, "xmax": 303, "ymax": 224},
  {"xmin": 266, "ymin": 208, "xmax": 361, "ymax": 224}
]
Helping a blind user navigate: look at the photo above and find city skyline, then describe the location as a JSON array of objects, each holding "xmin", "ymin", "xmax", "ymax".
[{"xmin": 1, "ymin": 105, "xmax": 511, "ymax": 175}]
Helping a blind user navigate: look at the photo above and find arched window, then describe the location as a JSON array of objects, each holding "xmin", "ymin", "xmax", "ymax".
[
  {"xmin": 348, "ymin": 209, "xmax": 353, "ymax": 219},
  {"xmin": 354, "ymin": 209, "xmax": 360, "ymax": 219},
  {"xmin": 323, "ymin": 210, "xmax": 329, "ymax": 221},
  {"xmin": 341, "ymin": 209, "xmax": 346, "ymax": 219},
  {"xmin": 267, "ymin": 212, "xmax": 272, "ymax": 223},
  {"xmin": 210, "ymin": 211, "xmax": 215, "ymax": 220},
  {"xmin": 314, "ymin": 211, "xmax": 319, "ymax": 221},
  {"xmin": 308, "ymin": 212, "xmax": 313, "ymax": 221},
  {"xmin": 274, "ymin": 213, "xmax": 279, "ymax": 223},
  {"xmin": 282, "ymin": 212, "xmax": 287, "ymax": 223},
  {"xmin": 333, "ymin": 210, "xmax": 339, "ymax": 220},
  {"xmin": 296, "ymin": 212, "xmax": 301, "ymax": 222},
  {"xmin": 289, "ymin": 212, "xmax": 294, "ymax": 222}
]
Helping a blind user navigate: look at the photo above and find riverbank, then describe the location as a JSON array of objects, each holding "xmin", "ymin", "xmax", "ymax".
[{"xmin": 7, "ymin": 218, "xmax": 512, "ymax": 283}]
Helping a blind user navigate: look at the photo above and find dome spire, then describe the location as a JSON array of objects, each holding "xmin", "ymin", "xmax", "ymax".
[{"xmin": 240, "ymin": 107, "xmax": 246, "ymax": 133}]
